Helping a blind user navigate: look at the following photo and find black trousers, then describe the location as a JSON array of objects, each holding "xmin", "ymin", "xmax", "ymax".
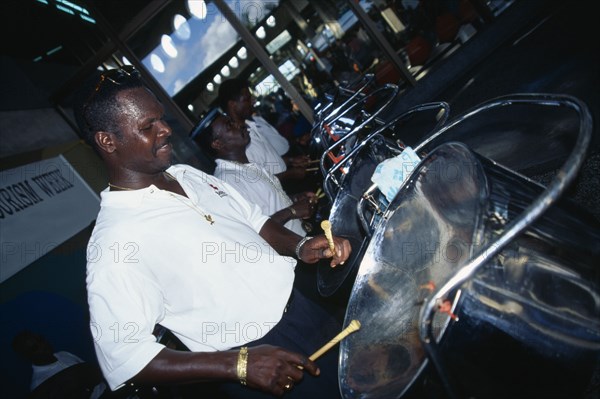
[{"xmin": 218, "ymin": 288, "xmax": 342, "ymax": 399}]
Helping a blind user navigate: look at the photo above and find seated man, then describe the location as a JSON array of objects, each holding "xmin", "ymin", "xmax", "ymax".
[
  {"xmin": 217, "ymin": 78, "xmax": 310, "ymax": 184},
  {"xmin": 73, "ymin": 66, "xmax": 351, "ymax": 399},
  {"xmin": 194, "ymin": 110, "xmax": 315, "ymax": 237},
  {"xmin": 12, "ymin": 330, "xmax": 107, "ymax": 399}
]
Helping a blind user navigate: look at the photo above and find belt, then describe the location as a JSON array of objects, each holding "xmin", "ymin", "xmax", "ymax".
[{"xmin": 283, "ymin": 289, "xmax": 295, "ymax": 314}]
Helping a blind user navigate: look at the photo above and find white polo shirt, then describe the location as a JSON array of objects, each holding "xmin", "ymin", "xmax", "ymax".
[
  {"xmin": 245, "ymin": 116, "xmax": 288, "ymax": 175},
  {"xmin": 86, "ymin": 164, "xmax": 296, "ymax": 390},
  {"xmin": 214, "ymin": 159, "xmax": 305, "ymax": 236}
]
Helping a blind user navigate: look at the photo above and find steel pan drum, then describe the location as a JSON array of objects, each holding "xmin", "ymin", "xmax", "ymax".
[
  {"xmin": 315, "ymin": 73, "xmax": 376, "ymax": 127},
  {"xmin": 415, "ymin": 94, "xmax": 586, "ymax": 178},
  {"xmin": 319, "ymin": 135, "xmax": 400, "ymax": 298},
  {"xmin": 339, "ymin": 140, "xmax": 599, "ymax": 397},
  {"xmin": 312, "ymin": 84, "xmax": 399, "ymax": 169},
  {"xmin": 318, "ymin": 103, "xmax": 450, "ymax": 298}
]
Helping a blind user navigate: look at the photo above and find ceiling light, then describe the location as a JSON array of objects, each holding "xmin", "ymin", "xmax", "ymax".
[
  {"xmin": 214, "ymin": 74, "xmax": 222, "ymax": 84},
  {"xmin": 266, "ymin": 16, "xmax": 276, "ymax": 27},
  {"xmin": 187, "ymin": 0, "xmax": 207, "ymax": 19},
  {"xmin": 207, "ymin": 82, "xmax": 215, "ymax": 92},
  {"xmin": 237, "ymin": 47, "xmax": 247, "ymax": 59},
  {"xmin": 150, "ymin": 54, "xmax": 165, "ymax": 73},
  {"xmin": 161, "ymin": 34, "xmax": 178, "ymax": 58},
  {"xmin": 221, "ymin": 66, "xmax": 230, "ymax": 77},
  {"xmin": 256, "ymin": 26, "xmax": 266, "ymax": 39},
  {"xmin": 173, "ymin": 14, "xmax": 191, "ymax": 40},
  {"xmin": 229, "ymin": 56, "xmax": 239, "ymax": 68}
]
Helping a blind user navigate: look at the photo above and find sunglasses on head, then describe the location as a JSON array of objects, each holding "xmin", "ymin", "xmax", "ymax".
[
  {"xmin": 82, "ymin": 65, "xmax": 142, "ymax": 133},
  {"xmin": 94, "ymin": 65, "xmax": 141, "ymax": 92}
]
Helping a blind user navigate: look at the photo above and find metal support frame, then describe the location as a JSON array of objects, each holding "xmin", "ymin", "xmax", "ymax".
[
  {"xmin": 213, "ymin": 0, "xmax": 314, "ymax": 124},
  {"xmin": 346, "ymin": 0, "xmax": 417, "ymax": 87}
]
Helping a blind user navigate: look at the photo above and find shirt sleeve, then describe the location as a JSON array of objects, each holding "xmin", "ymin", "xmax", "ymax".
[
  {"xmin": 253, "ymin": 116, "xmax": 290, "ymax": 155},
  {"xmin": 87, "ymin": 261, "xmax": 166, "ymax": 390}
]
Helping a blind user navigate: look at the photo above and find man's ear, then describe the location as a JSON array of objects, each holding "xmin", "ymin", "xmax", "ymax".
[
  {"xmin": 211, "ymin": 138, "xmax": 223, "ymax": 152},
  {"xmin": 95, "ymin": 131, "xmax": 117, "ymax": 154}
]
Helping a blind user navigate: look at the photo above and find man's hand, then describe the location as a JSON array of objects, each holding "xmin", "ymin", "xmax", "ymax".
[
  {"xmin": 289, "ymin": 199, "xmax": 315, "ymax": 220},
  {"xmin": 299, "ymin": 235, "xmax": 351, "ymax": 267},
  {"xmin": 285, "ymin": 155, "xmax": 311, "ymax": 168},
  {"xmin": 291, "ymin": 191, "xmax": 317, "ymax": 204},
  {"xmin": 246, "ymin": 345, "xmax": 319, "ymax": 396}
]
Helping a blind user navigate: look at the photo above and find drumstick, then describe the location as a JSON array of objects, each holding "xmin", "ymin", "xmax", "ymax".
[
  {"xmin": 308, "ymin": 159, "xmax": 320, "ymax": 164},
  {"xmin": 309, "ymin": 320, "xmax": 361, "ymax": 361},
  {"xmin": 315, "ymin": 187, "xmax": 323, "ymax": 197},
  {"xmin": 306, "ymin": 167, "xmax": 319, "ymax": 172},
  {"xmin": 320, "ymin": 220, "xmax": 335, "ymax": 254}
]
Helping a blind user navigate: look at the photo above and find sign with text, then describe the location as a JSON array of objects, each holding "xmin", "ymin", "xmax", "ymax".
[{"xmin": 0, "ymin": 155, "xmax": 100, "ymax": 283}]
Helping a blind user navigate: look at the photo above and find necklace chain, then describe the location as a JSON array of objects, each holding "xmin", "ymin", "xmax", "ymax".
[
  {"xmin": 108, "ymin": 172, "xmax": 215, "ymax": 225},
  {"xmin": 168, "ymin": 192, "xmax": 215, "ymax": 225},
  {"xmin": 108, "ymin": 182, "xmax": 134, "ymax": 191},
  {"xmin": 108, "ymin": 171, "xmax": 178, "ymax": 191}
]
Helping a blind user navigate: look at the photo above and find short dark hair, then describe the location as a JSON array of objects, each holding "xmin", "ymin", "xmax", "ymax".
[
  {"xmin": 191, "ymin": 108, "xmax": 223, "ymax": 160},
  {"xmin": 11, "ymin": 330, "xmax": 41, "ymax": 357},
  {"xmin": 217, "ymin": 78, "xmax": 249, "ymax": 111},
  {"xmin": 73, "ymin": 67, "xmax": 145, "ymax": 152}
]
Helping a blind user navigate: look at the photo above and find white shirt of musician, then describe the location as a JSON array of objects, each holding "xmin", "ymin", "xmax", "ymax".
[
  {"xmin": 245, "ymin": 116, "xmax": 288, "ymax": 176},
  {"xmin": 86, "ymin": 164, "xmax": 295, "ymax": 390},
  {"xmin": 215, "ymin": 159, "xmax": 305, "ymax": 236}
]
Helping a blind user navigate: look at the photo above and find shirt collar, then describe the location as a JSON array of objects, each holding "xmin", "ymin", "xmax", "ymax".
[{"xmin": 100, "ymin": 165, "xmax": 188, "ymax": 208}]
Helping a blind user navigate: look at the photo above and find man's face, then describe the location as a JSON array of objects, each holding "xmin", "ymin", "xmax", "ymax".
[
  {"xmin": 110, "ymin": 87, "xmax": 173, "ymax": 176},
  {"xmin": 229, "ymin": 87, "xmax": 254, "ymax": 120},
  {"xmin": 211, "ymin": 114, "xmax": 250, "ymax": 153}
]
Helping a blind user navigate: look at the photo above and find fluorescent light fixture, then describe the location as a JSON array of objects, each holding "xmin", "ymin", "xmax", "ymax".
[
  {"xmin": 46, "ymin": 45, "xmax": 63, "ymax": 56},
  {"xmin": 56, "ymin": 4, "xmax": 74, "ymax": 15},
  {"xmin": 57, "ymin": 0, "xmax": 88, "ymax": 14},
  {"xmin": 80, "ymin": 14, "xmax": 96, "ymax": 23},
  {"xmin": 266, "ymin": 30, "xmax": 291, "ymax": 54}
]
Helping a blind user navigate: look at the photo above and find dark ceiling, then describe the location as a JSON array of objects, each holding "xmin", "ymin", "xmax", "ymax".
[
  {"xmin": 1, "ymin": 0, "xmax": 321, "ymax": 116},
  {"xmin": 1, "ymin": 0, "xmax": 155, "ymax": 66}
]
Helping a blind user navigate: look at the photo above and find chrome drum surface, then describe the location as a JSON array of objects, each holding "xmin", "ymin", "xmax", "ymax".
[{"xmin": 339, "ymin": 142, "xmax": 600, "ymax": 398}]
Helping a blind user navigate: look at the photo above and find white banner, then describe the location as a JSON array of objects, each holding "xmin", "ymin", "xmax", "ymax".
[{"xmin": 0, "ymin": 155, "xmax": 100, "ymax": 283}]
